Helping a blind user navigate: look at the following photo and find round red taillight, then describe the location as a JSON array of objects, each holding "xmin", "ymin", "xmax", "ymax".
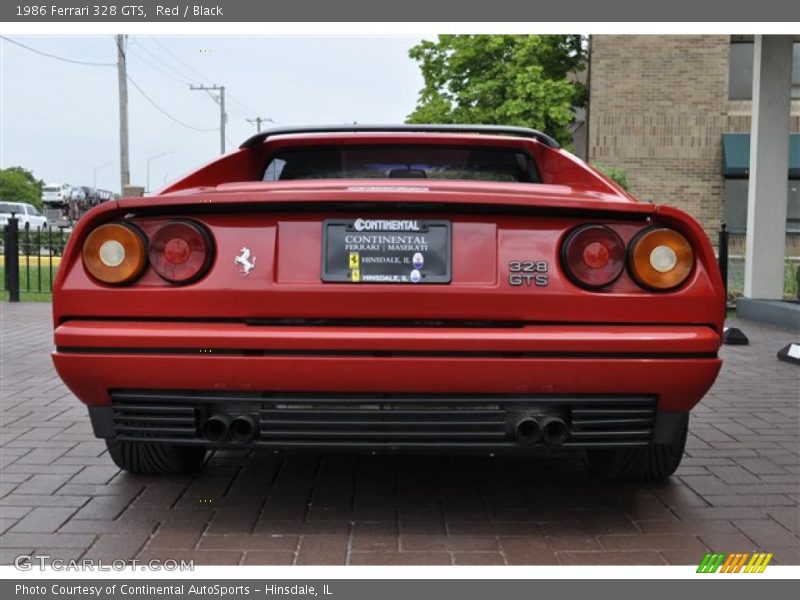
[
  {"xmin": 148, "ymin": 220, "xmax": 214, "ymax": 284},
  {"xmin": 561, "ymin": 224, "xmax": 626, "ymax": 289}
]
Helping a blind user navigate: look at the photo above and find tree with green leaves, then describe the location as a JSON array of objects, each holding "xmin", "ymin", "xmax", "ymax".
[
  {"xmin": 406, "ymin": 35, "xmax": 587, "ymax": 147},
  {"xmin": 593, "ymin": 164, "xmax": 631, "ymax": 191},
  {"xmin": 0, "ymin": 167, "xmax": 44, "ymax": 210}
]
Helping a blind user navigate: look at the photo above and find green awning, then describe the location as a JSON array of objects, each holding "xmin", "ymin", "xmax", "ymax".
[{"xmin": 722, "ymin": 133, "xmax": 800, "ymax": 178}]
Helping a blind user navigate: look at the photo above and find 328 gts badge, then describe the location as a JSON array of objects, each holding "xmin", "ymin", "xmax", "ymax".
[{"xmin": 508, "ymin": 260, "xmax": 549, "ymax": 287}]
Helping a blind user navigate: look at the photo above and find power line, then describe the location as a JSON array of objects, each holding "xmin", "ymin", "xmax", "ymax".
[
  {"xmin": 128, "ymin": 75, "xmax": 217, "ymax": 133},
  {"xmin": 227, "ymin": 95, "xmax": 262, "ymax": 118},
  {"xmin": 128, "ymin": 44, "xmax": 253, "ymax": 122},
  {"xmin": 146, "ymin": 35, "xmax": 263, "ymax": 118},
  {"xmin": 127, "ymin": 41, "xmax": 251, "ymax": 136},
  {"xmin": 1, "ymin": 34, "xmax": 257, "ymax": 140},
  {"xmin": 127, "ymin": 41, "xmax": 247, "ymax": 123},
  {"xmin": 148, "ymin": 36, "xmax": 214, "ymax": 84},
  {"xmin": 130, "ymin": 38, "xmax": 192, "ymax": 84},
  {"xmin": 0, "ymin": 35, "xmax": 115, "ymax": 67},
  {"xmin": 130, "ymin": 46, "xmax": 247, "ymax": 121},
  {"xmin": 0, "ymin": 34, "xmax": 213, "ymax": 187},
  {"xmin": 128, "ymin": 47, "xmax": 190, "ymax": 86}
]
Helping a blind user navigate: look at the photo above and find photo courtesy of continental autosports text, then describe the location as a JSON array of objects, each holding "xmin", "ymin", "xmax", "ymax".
[{"xmin": 15, "ymin": 583, "xmax": 334, "ymax": 597}]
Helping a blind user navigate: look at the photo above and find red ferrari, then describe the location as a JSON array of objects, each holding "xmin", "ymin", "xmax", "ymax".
[{"xmin": 52, "ymin": 125, "xmax": 724, "ymax": 480}]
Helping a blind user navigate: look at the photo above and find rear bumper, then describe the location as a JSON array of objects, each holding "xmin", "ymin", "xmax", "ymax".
[
  {"xmin": 53, "ymin": 321, "xmax": 720, "ymax": 452},
  {"xmin": 53, "ymin": 320, "xmax": 721, "ymax": 412}
]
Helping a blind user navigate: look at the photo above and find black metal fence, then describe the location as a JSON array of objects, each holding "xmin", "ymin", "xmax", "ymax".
[
  {"xmin": 1, "ymin": 216, "xmax": 71, "ymax": 301},
  {"xmin": 718, "ymin": 222, "xmax": 729, "ymax": 305},
  {"xmin": 716, "ymin": 222, "xmax": 800, "ymax": 304}
]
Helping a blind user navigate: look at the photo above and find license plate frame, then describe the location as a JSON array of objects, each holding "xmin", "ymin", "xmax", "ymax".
[{"xmin": 321, "ymin": 218, "xmax": 452, "ymax": 284}]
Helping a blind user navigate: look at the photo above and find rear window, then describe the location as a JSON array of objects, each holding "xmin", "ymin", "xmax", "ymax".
[
  {"xmin": 263, "ymin": 146, "xmax": 540, "ymax": 183},
  {"xmin": 0, "ymin": 203, "xmax": 22, "ymax": 213}
]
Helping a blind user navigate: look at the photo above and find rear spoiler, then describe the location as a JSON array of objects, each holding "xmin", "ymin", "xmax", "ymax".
[{"xmin": 239, "ymin": 124, "xmax": 562, "ymax": 150}]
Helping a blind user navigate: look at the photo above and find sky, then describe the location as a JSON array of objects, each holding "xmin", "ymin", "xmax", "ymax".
[{"xmin": 0, "ymin": 35, "xmax": 427, "ymax": 194}]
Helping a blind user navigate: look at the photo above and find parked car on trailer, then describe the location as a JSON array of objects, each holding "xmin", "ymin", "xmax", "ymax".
[
  {"xmin": 42, "ymin": 183, "xmax": 72, "ymax": 203},
  {"xmin": 79, "ymin": 186, "xmax": 97, "ymax": 203},
  {"xmin": 51, "ymin": 125, "xmax": 725, "ymax": 480},
  {"xmin": 96, "ymin": 189, "xmax": 114, "ymax": 202}
]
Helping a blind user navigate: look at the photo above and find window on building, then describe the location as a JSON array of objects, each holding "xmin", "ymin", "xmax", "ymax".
[
  {"xmin": 722, "ymin": 133, "xmax": 800, "ymax": 233},
  {"xmin": 729, "ymin": 40, "xmax": 800, "ymax": 100}
]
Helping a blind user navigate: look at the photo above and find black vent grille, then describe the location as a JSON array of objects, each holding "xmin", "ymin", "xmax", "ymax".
[
  {"xmin": 260, "ymin": 401, "xmax": 508, "ymax": 442},
  {"xmin": 566, "ymin": 398, "xmax": 657, "ymax": 445},
  {"xmin": 109, "ymin": 391, "xmax": 657, "ymax": 448},
  {"xmin": 112, "ymin": 401, "xmax": 198, "ymax": 439}
]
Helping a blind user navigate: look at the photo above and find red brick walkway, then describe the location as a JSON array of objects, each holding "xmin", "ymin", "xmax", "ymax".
[{"xmin": 1, "ymin": 303, "xmax": 797, "ymax": 565}]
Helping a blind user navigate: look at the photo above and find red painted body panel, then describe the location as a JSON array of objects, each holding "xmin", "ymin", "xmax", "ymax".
[
  {"xmin": 52, "ymin": 131, "xmax": 725, "ymax": 445},
  {"xmin": 53, "ymin": 352, "xmax": 720, "ymax": 413},
  {"xmin": 55, "ymin": 321, "xmax": 720, "ymax": 355}
]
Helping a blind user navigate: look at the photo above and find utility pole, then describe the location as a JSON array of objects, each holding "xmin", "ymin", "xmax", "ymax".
[
  {"xmin": 116, "ymin": 35, "xmax": 130, "ymax": 193},
  {"xmin": 219, "ymin": 86, "xmax": 225, "ymax": 154},
  {"xmin": 247, "ymin": 116, "xmax": 273, "ymax": 133},
  {"xmin": 190, "ymin": 84, "xmax": 226, "ymax": 154}
]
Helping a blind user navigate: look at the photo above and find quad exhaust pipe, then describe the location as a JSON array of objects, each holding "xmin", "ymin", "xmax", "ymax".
[
  {"xmin": 540, "ymin": 416, "xmax": 570, "ymax": 446},
  {"xmin": 514, "ymin": 417, "xmax": 542, "ymax": 445},
  {"xmin": 201, "ymin": 413, "xmax": 259, "ymax": 443},
  {"xmin": 230, "ymin": 414, "xmax": 259, "ymax": 443},
  {"xmin": 512, "ymin": 415, "xmax": 570, "ymax": 446},
  {"xmin": 201, "ymin": 414, "xmax": 231, "ymax": 443}
]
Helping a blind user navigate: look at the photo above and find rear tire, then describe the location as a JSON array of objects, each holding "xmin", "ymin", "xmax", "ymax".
[
  {"xmin": 106, "ymin": 439, "xmax": 207, "ymax": 475},
  {"xmin": 586, "ymin": 417, "xmax": 688, "ymax": 481}
]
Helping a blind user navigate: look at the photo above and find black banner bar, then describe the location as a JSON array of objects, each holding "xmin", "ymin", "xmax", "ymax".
[
  {"xmin": 2, "ymin": 0, "xmax": 799, "ymax": 22},
  {"xmin": 4, "ymin": 579, "xmax": 800, "ymax": 600}
]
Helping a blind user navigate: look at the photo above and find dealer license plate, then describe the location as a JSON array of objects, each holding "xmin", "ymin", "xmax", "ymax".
[{"xmin": 321, "ymin": 218, "xmax": 451, "ymax": 284}]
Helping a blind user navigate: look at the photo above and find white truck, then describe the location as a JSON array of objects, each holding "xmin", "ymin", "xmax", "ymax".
[{"xmin": 0, "ymin": 201, "xmax": 48, "ymax": 229}]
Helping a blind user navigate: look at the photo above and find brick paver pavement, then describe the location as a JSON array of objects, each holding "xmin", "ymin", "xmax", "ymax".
[{"xmin": 1, "ymin": 302, "xmax": 798, "ymax": 566}]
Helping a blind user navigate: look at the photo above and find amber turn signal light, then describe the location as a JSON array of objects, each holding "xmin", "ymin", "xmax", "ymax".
[
  {"xmin": 628, "ymin": 228, "xmax": 694, "ymax": 290},
  {"xmin": 83, "ymin": 223, "xmax": 147, "ymax": 285}
]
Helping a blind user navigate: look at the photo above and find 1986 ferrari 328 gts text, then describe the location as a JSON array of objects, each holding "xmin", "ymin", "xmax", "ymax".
[{"xmin": 52, "ymin": 125, "xmax": 724, "ymax": 480}]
